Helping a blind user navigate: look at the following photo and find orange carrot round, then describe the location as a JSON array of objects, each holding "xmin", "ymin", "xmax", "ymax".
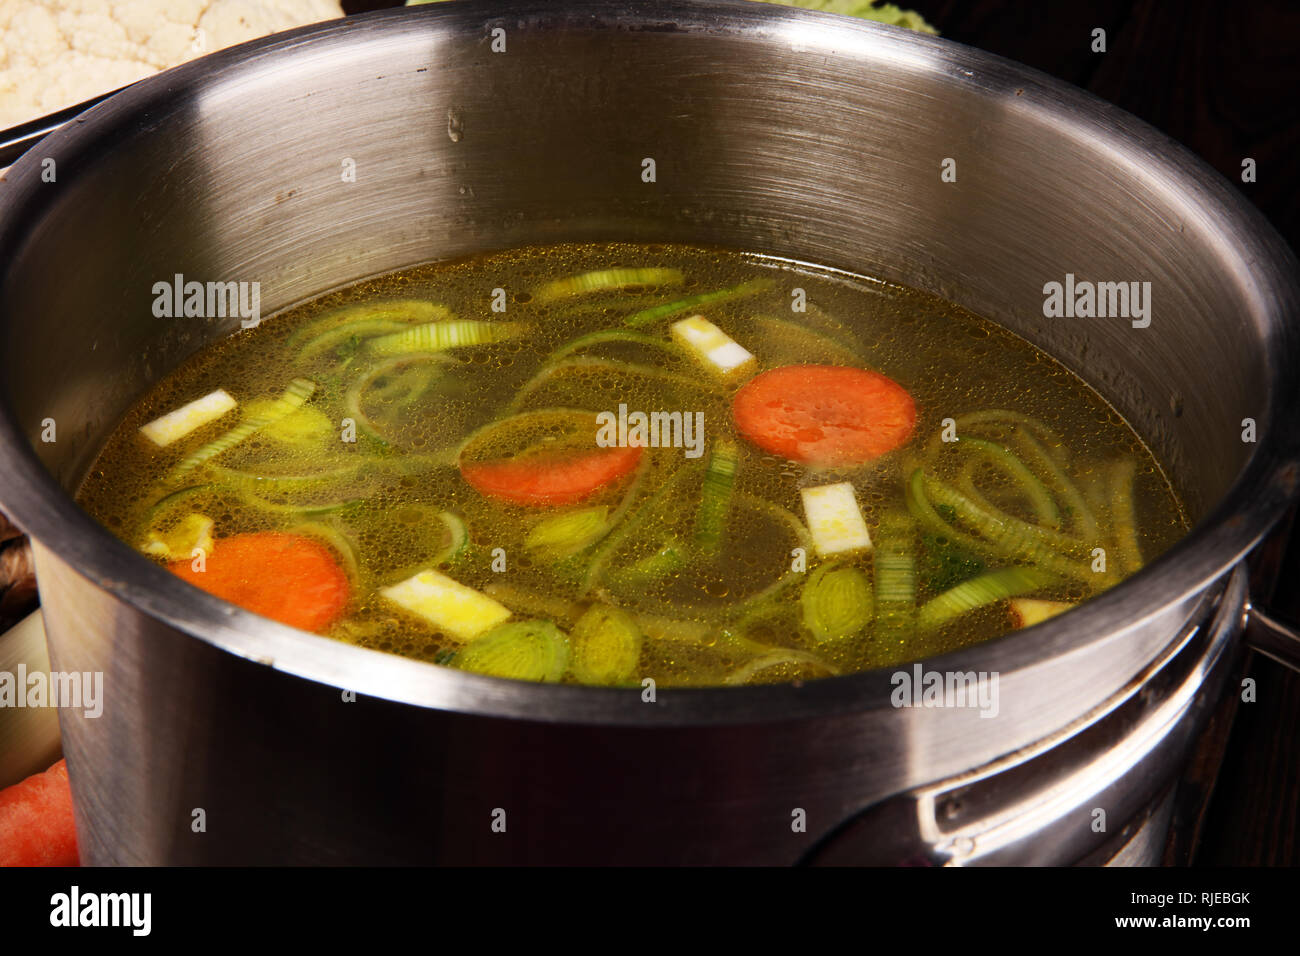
[
  {"xmin": 732, "ymin": 364, "xmax": 916, "ymax": 466},
  {"xmin": 0, "ymin": 758, "xmax": 78, "ymax": 867},
  {"xmin": 461, "ymin": 445, "xmax": 642, "ymax": 506},
  {"xmin": 168, "ymin": 532, "xmax": 349, "ymax": 632}
]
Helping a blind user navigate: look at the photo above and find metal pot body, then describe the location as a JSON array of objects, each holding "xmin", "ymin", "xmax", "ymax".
[{"xmin": 1, "ymin": 1, "xmax": 1297, "ymax": 864}]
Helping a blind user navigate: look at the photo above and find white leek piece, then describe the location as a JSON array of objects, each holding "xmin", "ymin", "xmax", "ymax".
[
  {"xmin": 381, "ymin": 569, "xmax": 511, "ymax": 642},
  {"xmin": 670, "ymin": 315, "xmax": 756, "ymax": 380},
  {"xmin": 139, "ymin": 389, "xmax": 236, "ymax": 447},
  {"xmin": 800, "ymin": 482, "xmax": 872, "ymax": 557},
  {"xmin": 1009, "ymin": 598, "xmax": 1073, "ymax": 628}
]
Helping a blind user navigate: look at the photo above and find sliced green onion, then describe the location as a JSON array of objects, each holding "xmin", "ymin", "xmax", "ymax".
[
  {"xmin": 240, "ymin": 492, "xmax": 362, "ymax": 517},
  {"xmin": 624, "ymin": 277, "xmax": 774, "ymax": 328},
  {"xmin": 801, "ymin": 563, "xmax": 873, "ymax": 643},
  {"xmin": 569, "ymin": 604, "xmax": 643, "ymax": 685},
  {"xmin": 694, "ymin": 440, "xmax": 739, "ymax": 554},
  {"xmin": 535, "ymin": 267, "xmax": 684, "ymax": 303},
  {"xmin": 525, "ymin": 506, "xmax": 612, "ymax": 558},
  {"xmin": 171, "ymin": 378, "xmax": 315, "ymax": 478},
  {"xmin": 452, "ymin": 619, "xmax": 570, "ymax": 682},
  {"xmin": 367, "ymin": 320, "xmax": 526, "ymax": 356},
  {"xmin": 917, "ymin": 566, "xmax": 1057, "ymax": 631}
]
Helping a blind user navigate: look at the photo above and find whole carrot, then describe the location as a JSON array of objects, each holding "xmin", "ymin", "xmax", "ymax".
[{"xmin": 0, "ymin": 758, "xmax": 79, "ymax": 867}]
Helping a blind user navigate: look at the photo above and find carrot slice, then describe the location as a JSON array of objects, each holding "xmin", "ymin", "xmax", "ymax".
[
  {"xmin": 732, "ymin": 364, "xmax": 916, "ymax": 466},
  {"xmin": 0, "ymin": 758, "xmax": 78, "ymax": 867},
  {"xmin": 461, "ymin": 445, "xmax": 642, "ymax": 506},
  {"xmin": 168, "ymin": 532, "xmax": 349, "ymax": 632}
]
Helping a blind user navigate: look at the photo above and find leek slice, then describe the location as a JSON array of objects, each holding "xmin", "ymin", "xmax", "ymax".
[
  {"xmin": 171, "ymin": 378, "xmax": 316, "ymax": 478},
  {"xmin": 624, "ymin": 277, "xmax": 774, "ymax": 327},
  {"xmin": 141, "ymin": 512, "xmax": 214, "ymax": 561},
  {"xmin": 874, "ymin": 511, "xmax": 916, "ymax": 643},
  {"xmin": 287, "ymin": 300, "xmax": 452, "ymax": 351},
  {"xmin": 453, "ymin": 620, "xmax": 570, "ymax": 682},
  {"xmin": 526, "ymin": 506, "xmax": 612, "ymax": 558},
  {"xmin": 367, "ymin": 320, "xmax": 526, "ymax": 356},
  {"xmin": 535, "ymin": 267, "xmax": 684, "ymax": 303},
  {"xmin": 801, "ymin": 563, "xmax": 873, "ymax": 643},
  {"xmin": 724, "ymin": 648, "xmax": 838, "ymax": 685},
  {"xmin": 540, "ymin": 329, "xmax": 688, "ymax": 368},
  {"xmin": 570, "ymin": 604, "xmax": 643, "ymax": 685},
  {"xmin": 917, "ymin": 567, "xmax": 1057, "ymax": 631},
  {"xmin": 1107, "ymin": 458, "xmax": 1143, "ymax": 575},
  {"xmin": 694, "ymin": 440, "xmax": 739, "ymax": 554},
  {"xmin": 345, "ymin": 354, "xmax": 455, "ymax": 446},
  {"xmin": 951, "ymin": 437, "xmax": 1060, "ymax": 529}
]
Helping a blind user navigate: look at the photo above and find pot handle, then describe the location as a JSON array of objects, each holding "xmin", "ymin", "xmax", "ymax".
[{"xmin": 1244, "ymin": 601, "xmax": 1300, "ymax": 674}]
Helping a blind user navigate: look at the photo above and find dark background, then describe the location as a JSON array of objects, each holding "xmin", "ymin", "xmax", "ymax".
[{"xmin": 341, "ymin": 0, "xmax": 1300, "ymax": 865}]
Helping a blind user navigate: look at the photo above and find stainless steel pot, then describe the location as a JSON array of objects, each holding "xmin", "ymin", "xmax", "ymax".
[{"xmin": 2, "ymin": 0, "xmax": 1298, "ymax": 864}]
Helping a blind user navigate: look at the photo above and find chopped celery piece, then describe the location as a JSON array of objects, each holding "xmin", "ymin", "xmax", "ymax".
[
  {"xmin": 570, "ymin": 605, "xmax": 643, "ymax": 685},
  {"xmin": 453, "ymin": 619, "xmax": 570, "ymax": 682},
  {"xmin": 801, "ymin": 563, "xmax": 872, "ymax": 642}
]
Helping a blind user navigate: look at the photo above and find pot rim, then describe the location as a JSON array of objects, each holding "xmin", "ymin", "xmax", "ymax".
[{"xmin": 2, "ymin": 0, "xmax": 1298, "ymax": 727}]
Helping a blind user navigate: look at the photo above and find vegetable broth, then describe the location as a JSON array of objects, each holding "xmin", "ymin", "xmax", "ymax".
[{"xmin": 77, "ymin": 242, "xmax": 1189, "ymax": 686}]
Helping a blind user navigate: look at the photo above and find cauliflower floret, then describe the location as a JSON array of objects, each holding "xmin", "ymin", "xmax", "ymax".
[{"xmin": 0, "ymin": 0, "xmax": 344, "ymax": 129}]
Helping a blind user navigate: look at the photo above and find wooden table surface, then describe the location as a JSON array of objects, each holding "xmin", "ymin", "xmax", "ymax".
[{"xmin": 356, "ymin": 0, "xmax": 1300, "ymax": 865}]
